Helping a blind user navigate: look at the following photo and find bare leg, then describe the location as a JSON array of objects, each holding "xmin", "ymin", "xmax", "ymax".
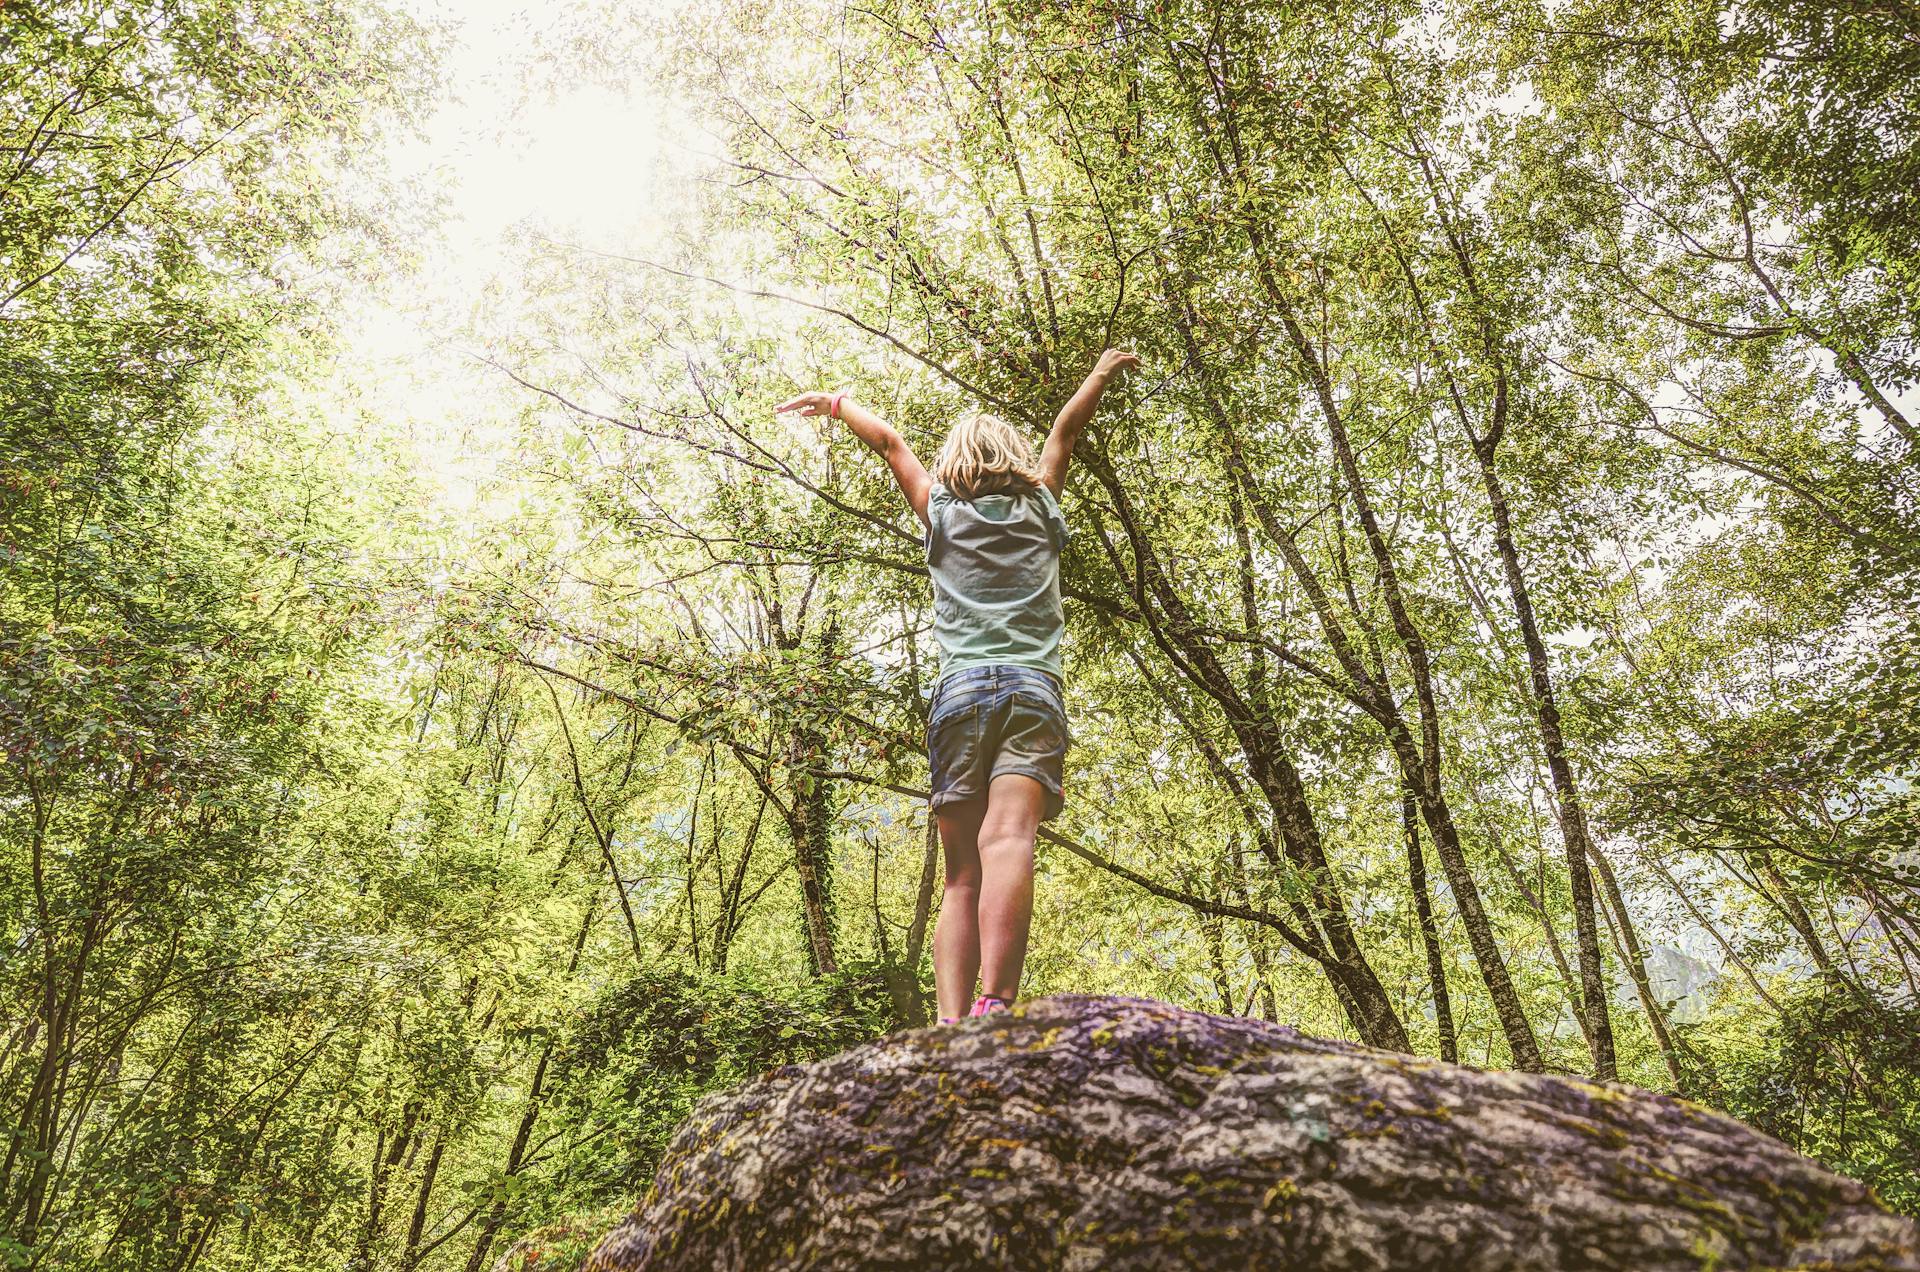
[
  {"xmin": 933, "ymin": 799, "xmax": 985, "ymax": 1021},
  {"xmin": 977, "ymin": 773, "xmax": 1046, "ymax": 1002}
]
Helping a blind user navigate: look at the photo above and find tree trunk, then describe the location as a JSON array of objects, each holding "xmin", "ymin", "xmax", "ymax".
[
  {"xmin": 1402, "ymin": 796, "xmax": 1457, "ymax": 1063},
  {"xmin": 1481, "ymin": 805, "xmax": 1597, "ymax": 1059},
  {"xmin": 1588, "ymin": 844, "xmax": 1692, "ymax": 1094},
  {"xmin": 887, "ymin": 814, "xmax": 941, "ymax": 1026},
  {"xmin": 784, "ymin": 623, "xmax": 841, "ymax": 979},
  {"xmin": 358, "ymin": 1098, "xmax": 419, "ymax": 1268},
  {"xmin": 1074, "ymin": 446, "xmax": 1410, "ymax": 1053},
  {"xmin": 461, "ymin": 904, "xmax": 595, "ymax": 1272},
  {"xmin": 1475, "ymin": 448, "xmax": 1618, "ymax": 1079},
  {"xmin": 787, "ymin": 760, "xmax": 839, "ymax": 978},
  {"xmin": 1756, "ymin": 851, "xmax": 1857, "ymax": 998},
  {"xmin": 401, "ymin": 1131, "xmax": 449, "ymax": 1270},
  {"xmin": 462, "ymin": 1042, "xmax": 553, "ymax": 1272},
  {"xmin": 1227, "ymin": 837, "xmax": 1281, "ymax": 1023},
  {"xmin": 1388, "ymin": 104, "xmax": 1617, "ymax": 1078}
]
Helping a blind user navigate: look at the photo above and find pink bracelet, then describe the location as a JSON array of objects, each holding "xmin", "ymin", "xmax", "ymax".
[{"xmin": 829, "ymin": 392, "xmax": 846, "ymax": 419}]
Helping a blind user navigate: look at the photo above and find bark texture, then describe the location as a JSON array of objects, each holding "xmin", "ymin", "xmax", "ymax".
[{"xmin": 584, "ymin": 995, "xmax": 1917, "ymax": 1272}]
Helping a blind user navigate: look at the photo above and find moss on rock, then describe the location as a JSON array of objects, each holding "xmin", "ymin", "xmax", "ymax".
[{"xmin": 582, "ymin": 995, "xmax": 1919, "ymax": 1271}]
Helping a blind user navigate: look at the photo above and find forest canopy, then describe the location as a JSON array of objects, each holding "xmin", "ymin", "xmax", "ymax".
[{"xmin": 3, "ymin": 0, "xmax": 1918, "ymax": 1268}]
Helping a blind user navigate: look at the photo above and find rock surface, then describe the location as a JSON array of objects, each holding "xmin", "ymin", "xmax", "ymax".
[{"xmin": 585, "ymin": 994, "xmax": 1919, "ymax": 1271}]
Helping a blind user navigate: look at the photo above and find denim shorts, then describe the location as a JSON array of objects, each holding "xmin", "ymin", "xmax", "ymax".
[{"xmin": 927, "ymin": 665, "xmax": 1068, "ymax": 821}]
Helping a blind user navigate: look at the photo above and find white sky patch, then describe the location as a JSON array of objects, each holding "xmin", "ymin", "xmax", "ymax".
[{"xmin": 326, "ymin": 0, "xmax": 696, "ymax": 514}]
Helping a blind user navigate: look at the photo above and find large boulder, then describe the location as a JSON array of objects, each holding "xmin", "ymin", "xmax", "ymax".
[{"xmin": 584, "ymin": 994, "xmax": 1919, "ymax": 1271}]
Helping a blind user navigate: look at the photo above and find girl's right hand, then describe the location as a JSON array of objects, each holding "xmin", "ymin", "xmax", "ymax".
[
  {"xmin": 1094, "ymin": 349, "xmax": 1140, "ymax": 380},
  {"xmin": 776, "ymin": 391, "xmax": 837, "ymax": 418}
]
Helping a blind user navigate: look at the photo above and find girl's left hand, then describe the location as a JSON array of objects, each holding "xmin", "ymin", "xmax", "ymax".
[{"xmin": 776, "ymin": 391, "xmax": 837, "ymax": 417}]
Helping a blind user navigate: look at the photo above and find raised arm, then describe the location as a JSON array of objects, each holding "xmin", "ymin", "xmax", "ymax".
[
  {"xmin": 776, "ymin": 390, "xmax": 933, "ymax": 529},
  {"xmin": 1038, "ymin": 349, "xmax": 1139, "ymax": 496}
]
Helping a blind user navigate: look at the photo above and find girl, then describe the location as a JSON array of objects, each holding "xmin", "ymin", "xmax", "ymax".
[{"xmin": 777, "ymin": 349, "xmax": 1138, "ymax": 1022}]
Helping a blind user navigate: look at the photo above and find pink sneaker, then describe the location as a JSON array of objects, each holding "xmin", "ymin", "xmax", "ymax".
[{"xmin": 968, "ymin": 995, "xmax": 1012, "ymax": 1017}]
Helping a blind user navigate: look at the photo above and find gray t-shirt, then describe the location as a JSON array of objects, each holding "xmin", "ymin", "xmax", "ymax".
[{"xmin": 925, "ymin": 481, "xmax": 1068, "ymax": 683}]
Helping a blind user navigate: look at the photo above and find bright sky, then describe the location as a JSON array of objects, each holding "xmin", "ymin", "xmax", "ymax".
[
  {"xmin": 394, "ymin": 2, "xmax": 687, "ymax": 280},
  {"xmin": 332, "ymin": 0, "xmax": 698, "ymax": 512}
]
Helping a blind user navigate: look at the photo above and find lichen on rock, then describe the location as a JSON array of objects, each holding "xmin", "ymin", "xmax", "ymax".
[{"xmin": 583, "ymin": 995, "xmax": 1920, "ymax": 1271}]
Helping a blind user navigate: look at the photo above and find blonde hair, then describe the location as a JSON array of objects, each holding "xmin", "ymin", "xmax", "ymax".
[{"xmin": 932, "ymin": 412, "xmax": 1044, "ymax": 500}]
